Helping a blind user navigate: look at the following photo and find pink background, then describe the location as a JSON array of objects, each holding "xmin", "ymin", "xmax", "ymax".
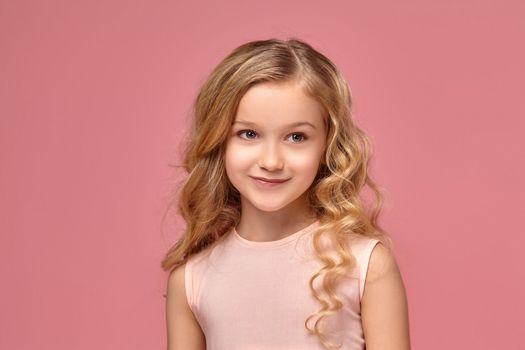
[{"xmin": 1, "ymin": 0, "xmax": 523, "ymax": 349}]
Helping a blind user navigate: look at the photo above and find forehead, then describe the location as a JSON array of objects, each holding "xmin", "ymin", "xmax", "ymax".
[{"xmin": 234, "ymin": 82, "xmax": 325, "ymax": 127}]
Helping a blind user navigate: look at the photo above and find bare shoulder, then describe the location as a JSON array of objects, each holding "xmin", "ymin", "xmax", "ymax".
[
  {"xmin": 167, "ymin": 262, "xmax": 187, "ymax": 294},
  {"xmin": 166, "ymin": 262, "xmax": 206, "ymax": 350},
  {"xmin": 366, "ymin": 241, "xmax": 400, "ymax": 283},
  {"xmin": 361, "ymin": 242, "xmax": 411, "ymax": 350}
]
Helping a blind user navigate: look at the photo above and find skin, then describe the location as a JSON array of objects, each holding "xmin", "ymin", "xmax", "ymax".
[
  {"xmin": 224, "ymin": 81, "xmax": 327, "ymax": 241},
  {"xmin": 166, "ymin": 264, "xmax": 206, "ymax": 350},
  {"xmin": 361, "ymin": 243, "xmax": 412, "ymax": 349},
  {"xmin": 166, "ymin": 80, "xmax": 411, "ymax": 349}
]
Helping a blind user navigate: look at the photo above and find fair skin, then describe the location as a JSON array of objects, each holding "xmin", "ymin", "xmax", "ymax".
[
  {"xmin": 362, "ymin": 243, "xmax": 412, "ymax": 349},
  {"xmin": 224, "ymin": 80, "xmax": 327, "ymax": 241},
  {"xmin": 166, "ymin": 264, "xmax": 206, "ymax": 350},
  {"xmin": 166, "ymin": 81, "xmax": 410, "ymax": 349}
]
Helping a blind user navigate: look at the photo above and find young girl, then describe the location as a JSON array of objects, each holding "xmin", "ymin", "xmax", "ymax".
[{"xmin": 162, "ymin": 38, "xmax": 410, "ymax": 350}]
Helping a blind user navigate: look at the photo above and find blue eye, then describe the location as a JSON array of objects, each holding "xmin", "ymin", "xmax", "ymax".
[
  {"xmin": 289, "ymin": 133, "xmax": 306, "ymax": 143},
  {"xmin": 237, "ymin": 130, "xmax": 307, "ymax": 143},
  {"xmin": 238, "ymin": 130, "xmax": 257, "ymax": 139}
]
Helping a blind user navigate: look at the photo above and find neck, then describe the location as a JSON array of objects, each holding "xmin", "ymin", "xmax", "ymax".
[{"xmin": 235, "ymin": 193, "xmax": 318, "ymax": 242}]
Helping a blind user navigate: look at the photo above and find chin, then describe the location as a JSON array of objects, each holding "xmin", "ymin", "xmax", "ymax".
[
  {"xmin": 256, "ymin": 205, "xmax": 289, "ymax": 213},
  {"xmin": 250, "ymin": 201, "xmax": 288, "ymax": 213},
  {"xmin": 246, "ymin": 194, "xmax": 303, "ymax": 213}
]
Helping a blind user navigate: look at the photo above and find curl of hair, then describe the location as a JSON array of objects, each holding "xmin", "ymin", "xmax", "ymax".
[{"xmin": 160, "ymin": 37, "xmax": 394, "ymax": 350}]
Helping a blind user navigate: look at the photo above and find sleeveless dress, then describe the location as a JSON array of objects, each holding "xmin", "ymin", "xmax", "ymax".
[{"xmin": 184, "ymin": 220, "xmax": 380, "ymax": 350}]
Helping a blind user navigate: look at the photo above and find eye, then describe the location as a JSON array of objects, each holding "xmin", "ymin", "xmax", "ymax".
[
  {"xmin": 288, "ymin": 133, "xmax": 307, "ymax": 143},
  {"xmin": 238, "ymin": 130, "xmax": 258, "ymax": 140}
]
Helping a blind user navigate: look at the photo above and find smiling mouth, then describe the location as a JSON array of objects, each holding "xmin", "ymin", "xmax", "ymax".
[
  {"xmin": 250, "ymin": 176, "xmax": 290, "ymax": 187},
  {"xmin": 250, "ymin": 176, "xmax": 289, "ymax": 183}
]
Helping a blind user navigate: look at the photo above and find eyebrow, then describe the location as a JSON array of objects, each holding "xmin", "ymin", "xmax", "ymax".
[{"xmin": 233, "ymin": 120, "xmax": 316, "ymax": 129}]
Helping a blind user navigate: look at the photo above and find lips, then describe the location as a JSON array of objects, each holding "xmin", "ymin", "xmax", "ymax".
[{"xmin": 250, "ymin": 176, "xmax": 289, "ymax": 183}]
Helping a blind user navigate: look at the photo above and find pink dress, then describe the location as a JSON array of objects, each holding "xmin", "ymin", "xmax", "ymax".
[{"xmin": 184, "ymin": 220, "xmax": 380, "ymax": 350}]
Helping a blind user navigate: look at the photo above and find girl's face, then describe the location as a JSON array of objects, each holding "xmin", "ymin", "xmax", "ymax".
[{"xmin": 225, "ymin": 81, "xmax": 327, "ymax": 215}]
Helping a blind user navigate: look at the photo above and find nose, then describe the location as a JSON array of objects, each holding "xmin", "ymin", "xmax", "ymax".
[{"xmin": 257, "ymin": 142, "xmax": 284, "ymax": 171}]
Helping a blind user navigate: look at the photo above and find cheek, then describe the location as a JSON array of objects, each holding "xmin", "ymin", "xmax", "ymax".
[
  {"xmin": 288, "ymin": 150, "xmax": 324, "ymax": 174},
  {"xmin": 225, "ymin": 144, "xmax": 251, "ymax": 175}
]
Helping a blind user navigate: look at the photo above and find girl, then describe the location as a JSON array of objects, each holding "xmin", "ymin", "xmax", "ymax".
[{"xmin": 162, "ymin": 38, "xmax": 410, "ymax": 350}]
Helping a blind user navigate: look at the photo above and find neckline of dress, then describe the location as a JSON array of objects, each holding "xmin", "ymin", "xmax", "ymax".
[{"xmin": 231, "ymin": 219, "xmax": 320, "ymax": 248}]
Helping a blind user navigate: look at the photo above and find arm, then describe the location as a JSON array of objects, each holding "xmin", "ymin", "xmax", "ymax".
[
  {"xmin": 361, "ymin": 242, "xmax": 411, "ymax": 350},
  {"xmin": 166, "ymin": 263, "xmax": 206, "ymax": 350}
]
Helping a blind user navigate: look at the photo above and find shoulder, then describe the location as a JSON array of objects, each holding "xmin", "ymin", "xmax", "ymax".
[
  {"xmin": 361, "ymin": 242, "xmax": 411, "ymax": 349},
  {"xmin": 166, "ymin": 262, "xmax": 207, "ymax": 349},
  {"xmin": 166, "ymin": 261, "xmax": 192, "ymax": 314},
  {"xmin": 166, "ymin": 256, "xmax": 198, "ymax": 297},
  {"xmin": 366, "ymin": 241, "xmax": 399, "ymax": 283},
  {"xmin": 167, "ymin": 262, "xmax": 185, "ymax": 288}
]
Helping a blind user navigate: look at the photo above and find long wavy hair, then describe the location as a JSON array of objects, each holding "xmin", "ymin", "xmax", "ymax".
[{"xmin": 161, "ymin": 37, "xmax": 393, "ymax": 349}]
